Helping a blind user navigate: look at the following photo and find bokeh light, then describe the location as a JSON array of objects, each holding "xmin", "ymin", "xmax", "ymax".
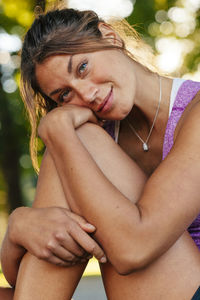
[
  {"xmin": 148, "ymin": 22, "xmax": 160, "ymax": 36},
  {"xmin": 184, "ymin": 0, "xmax": 200, "ymax": 12},
  {"xmin": 155, "ymin": 37, "xmax": 194, "ymax": 73},
  {"xmin": 20, "ymin": 154, "xmax": 32, "ymax": 169},
  {"xmin": 0, "ymin": 51, "xmax": 10, "ymax": 64},
  {"xmin": 68, "ymin": 0, "xmax": 135, "ymax": 20},
  {"xmin": 2, "ymin": 78, "xmax": 17, "ymax": 93},
  {"xmin": 0, "ymin": 32, "xmax": 22, "ymax": 52},
  {"xmin": 155, "ymin": 10, "xmax": 168, "ymax": 23},
  {"xmin": 147, "ymin": 0, "xmax": 200, "ymax": 74},
  {"xmin": 159, "ymin": 21, "xmax": 173, "ymax": 35}
]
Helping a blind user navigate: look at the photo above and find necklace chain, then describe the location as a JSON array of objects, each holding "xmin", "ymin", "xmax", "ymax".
[{"xmin": 127, "ymin": 76, "xmax": 162, "ymax": 152}]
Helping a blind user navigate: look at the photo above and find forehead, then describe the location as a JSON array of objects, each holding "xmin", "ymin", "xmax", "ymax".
[
  {"xmin": 35, "ymin": 55, "xmax": 71, "ymax": 93},
  {"xmin": 36, "ymin": 55, "xmax": 71, "ymax": 77}
]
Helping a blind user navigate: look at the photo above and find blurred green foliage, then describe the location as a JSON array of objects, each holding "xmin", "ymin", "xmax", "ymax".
[
  {"xmin": 0, "ymin": 0, "xmax": 37, "ymax": 213},
  {"xmin": 0, "ymin": 0, "xmax": 200, "ymax": 215}
]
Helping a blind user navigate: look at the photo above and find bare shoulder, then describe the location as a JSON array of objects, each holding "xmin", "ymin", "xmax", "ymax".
[
  {"xmin": 174, "ymin": 91, "xmax": 200, "ymax": 142},
  {"xmin": 173, "ymin": 97, "xmax": 200, "ymax": 157}
]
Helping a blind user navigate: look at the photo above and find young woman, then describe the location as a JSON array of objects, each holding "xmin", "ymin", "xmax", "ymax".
[{"xmin": 1, "ymin": 7, "xmax": 200, "ymax": 300}]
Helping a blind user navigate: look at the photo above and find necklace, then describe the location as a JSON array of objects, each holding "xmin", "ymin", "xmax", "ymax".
[{"xmin": 127, "ymin": 76, "xmax": 162, "ymax": 152}]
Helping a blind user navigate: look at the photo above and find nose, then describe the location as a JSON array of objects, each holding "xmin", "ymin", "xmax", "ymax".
[{"xmin": 76, "ymin": 81, "xmax": 98, "ymax": 105}]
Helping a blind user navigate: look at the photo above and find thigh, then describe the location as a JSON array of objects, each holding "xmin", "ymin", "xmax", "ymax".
[{"xmin": 14, "ymin": 152, "xmax": 87, "ymax": 300}]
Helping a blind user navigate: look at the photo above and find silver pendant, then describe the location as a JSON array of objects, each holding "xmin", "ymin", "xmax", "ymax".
[{"xmin": 143, "ymin": 143, "xmax": 148, "ymax": 152}]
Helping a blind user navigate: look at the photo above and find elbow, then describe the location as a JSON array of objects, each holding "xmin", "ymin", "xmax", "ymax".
[{"xmin": 111, "ymin": 247, "xmax": 155, "ymax": 275}]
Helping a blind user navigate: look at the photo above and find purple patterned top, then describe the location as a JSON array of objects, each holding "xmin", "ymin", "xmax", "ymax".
[
  {"xmin": 103, "ymin": 79, "xmax": 200, "ymax": 250},
  {"xmin": 162, "ymin": 80, "xmax": 200, "ymax": 250}
]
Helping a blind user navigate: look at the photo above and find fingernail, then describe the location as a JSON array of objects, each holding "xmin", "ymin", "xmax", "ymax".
[
  {"xmin": 99, "ymin": 256, "xmax": 107, "ymax": 263},
  {"xmin": 86, "ymin": 224, "xmax": 96, "ymax": 230}
]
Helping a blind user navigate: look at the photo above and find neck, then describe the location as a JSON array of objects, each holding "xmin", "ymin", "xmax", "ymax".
[{"xmin": 128, "ymin": 62, "xmax": 172, "ymax": 130}]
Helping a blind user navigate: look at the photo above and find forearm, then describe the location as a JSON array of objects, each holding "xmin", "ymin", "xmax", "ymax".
[
  {"xmin": 45, "ymin": 122, "xmax": 194, "ymax": 273},
  {"xmin": 44, "ymin": 122, "xmax": 148, "ymax": 273}
]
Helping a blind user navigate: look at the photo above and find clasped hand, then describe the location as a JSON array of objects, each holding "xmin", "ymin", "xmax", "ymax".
[{"xmin": 9, "ymin": 207, "xmax": 107, "ymax": 267}]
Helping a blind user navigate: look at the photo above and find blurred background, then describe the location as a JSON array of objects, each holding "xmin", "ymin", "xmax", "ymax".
[{"xmin": 0, "ymin": 0, "xmax": 200, "ymax": 297}]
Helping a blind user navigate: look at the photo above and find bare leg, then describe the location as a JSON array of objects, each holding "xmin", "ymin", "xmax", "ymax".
[
  {"xmin": 14, "ymin": 123, "xmax": 200, "ymax": 300},
  {"xmin": 0, "ymin": 287, "xmax": 14, "ymax": 300},
  {"xmin": 13, "ymin": 152, "xmax": 87, "ymax": 300},
  {"xmin": 13, "ymin": 122, "xmax": 146, "ymax": 300}
]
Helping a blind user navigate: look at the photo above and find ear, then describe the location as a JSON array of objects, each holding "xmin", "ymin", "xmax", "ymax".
[{"xmin": 98, "ymin": 23, "xmax": 123, "ymax": 46}]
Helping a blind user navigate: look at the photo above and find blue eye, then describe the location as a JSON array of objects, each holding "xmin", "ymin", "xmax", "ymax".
[
  {"xmin": 59, "ymin": 89, "xmax": 71, "ymax": 103},
  {"xmin": 79, "ymin": 62, "xmax": 87, "ymax": 74}
]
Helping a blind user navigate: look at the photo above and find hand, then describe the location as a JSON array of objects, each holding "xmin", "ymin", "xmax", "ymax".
[
  {"xmin": 38, "ymin": 105, "xmax": 98, "ymax": 142},
  {"xmin": 8, "ymin": 207, "xmax": 107, "ymax": 267}
]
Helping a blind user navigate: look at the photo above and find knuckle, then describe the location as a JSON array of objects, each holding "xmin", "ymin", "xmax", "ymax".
[
  {"xmin": 65, "ymin": 254, "xmax": 75, "ymax": 261},
  {"xmin": 87, "ymin": 244, "xmax": 96, "ymax": 255},
  {"xmin": 91, "ymin": 245, "xmax": 102, "ymax": 258},
  {"xmin": 38, "ymin": 250, "xmax": 51, "ymax": 260},
  {"xmin": 67, "ymin": 224, "xmax": 74, "ymax": 235},
  {"xmin": 54, "ymin": 231, "xmax": 65, "ymax": 241},
  {"xmin": 46, "ymin": 240, "xmax": 56, "ymax": 251},
  {"xmin": 76, "ymin": 249, "xmax": 85, "ymax": 257}
]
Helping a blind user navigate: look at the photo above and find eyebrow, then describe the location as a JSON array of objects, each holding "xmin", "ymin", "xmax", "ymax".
[
  {"xmin": 49, "ymin": 88, "xmax": 62, "ymax": 97},
  {"xmin": 49, "ymin": 55, "xmax": 73, "ymax": 97},
  {"xmin": 68, "ymin": 55, "xmax": 73, "ymax": 73}
]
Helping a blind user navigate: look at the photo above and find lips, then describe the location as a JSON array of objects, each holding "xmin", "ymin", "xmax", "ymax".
[{"xmin": 97, "ymin": 87, "xmax": 113, "ymax": 113}]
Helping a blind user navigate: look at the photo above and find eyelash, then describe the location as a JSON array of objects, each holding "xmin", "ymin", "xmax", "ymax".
[
  {"xmin": 59, "ymin": 60, "xmax": 88, "ymax": 103},
  {"xmin": 59, "ymin": 89, "xmax": 71, "ymax": 103},
  {"xmin": 78, "ymin": 60, "xmax": 88, "ymax": 75}
]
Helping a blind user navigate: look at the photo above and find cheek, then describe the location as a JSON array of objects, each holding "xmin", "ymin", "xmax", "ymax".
[{"xmin": 91, "ymin": 68, "xmax": 111, "ymax": 83}]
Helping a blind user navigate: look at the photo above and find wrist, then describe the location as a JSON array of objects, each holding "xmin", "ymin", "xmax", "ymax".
[
  {"xmin": 8, "ymin": 207, "xmax": 30, "ymax": 247},
  {"xmin": 38, "ymin": 113, "xmax": 74, "ymax": 146}
]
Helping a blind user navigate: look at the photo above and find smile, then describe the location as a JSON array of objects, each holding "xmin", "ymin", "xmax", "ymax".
[{"xmin": 97, "ymin": 87, "xmax": 113, "ymax": 113}]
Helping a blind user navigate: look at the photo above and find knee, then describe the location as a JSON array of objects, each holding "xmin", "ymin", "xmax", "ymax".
[
  {"xmin": 77, "ymin": 122, "xmax": 111, "ymax": 138},
  {"xmin": 76, "ymin": 122, "xmax": 115, "ymax": 149}
]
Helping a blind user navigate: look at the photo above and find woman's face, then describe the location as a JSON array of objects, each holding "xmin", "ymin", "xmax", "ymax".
[{"xmin": 35, "ymin": 48, "xmax": 137, "ymax": 120}]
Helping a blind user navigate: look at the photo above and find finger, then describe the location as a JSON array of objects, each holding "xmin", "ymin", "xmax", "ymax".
[
  {"xmin": 88, "ymin": 111, "xmax": 98, "ymax": 124},
  {"xmin": 52, "ymin": 246, "xmax": 83, "ymax": 263},
  {"xmin": 45, "ymin": 255, "xmax": 78, "ymax": 267},
  {"xmin": 67, "ymin": 211, "xmax": 96, "ymax": 233},
  {"xmin": 69, "ymin": 223, "xmax": 107, "ymax": 263},
  {"xmin": 55, "ymin": 231, "xmax": 87, "ymax": 257}
]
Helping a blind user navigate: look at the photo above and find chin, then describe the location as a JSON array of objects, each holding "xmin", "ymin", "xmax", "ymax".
[{"xmin": 120, "ymin": 109, "xmax": 132, "ymax": 120}]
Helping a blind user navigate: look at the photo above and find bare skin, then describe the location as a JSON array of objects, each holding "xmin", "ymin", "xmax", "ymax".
[
  {"xmin": 2, "ymin": 97, "xmax": 200, "ymax": 299},
  {"xmin": 1, "ymin": 23, "xmax": 200, "ymax": 300},
  {"xmin": 0, "ymin": 288, "xmax": 14, "ymax": 300},
  {"xmin": 13, "ymin": 122, "xmax": 200, "ymax": 300}
]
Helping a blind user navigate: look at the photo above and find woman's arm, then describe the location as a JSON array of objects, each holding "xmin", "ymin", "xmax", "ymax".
[
  {"xmin": 39, "ymin": 104, "xmax": 200, "ymax": 274},
  {"xmin": 0, "ymin": 152, "xmax": 106, "ymax": 287}
]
